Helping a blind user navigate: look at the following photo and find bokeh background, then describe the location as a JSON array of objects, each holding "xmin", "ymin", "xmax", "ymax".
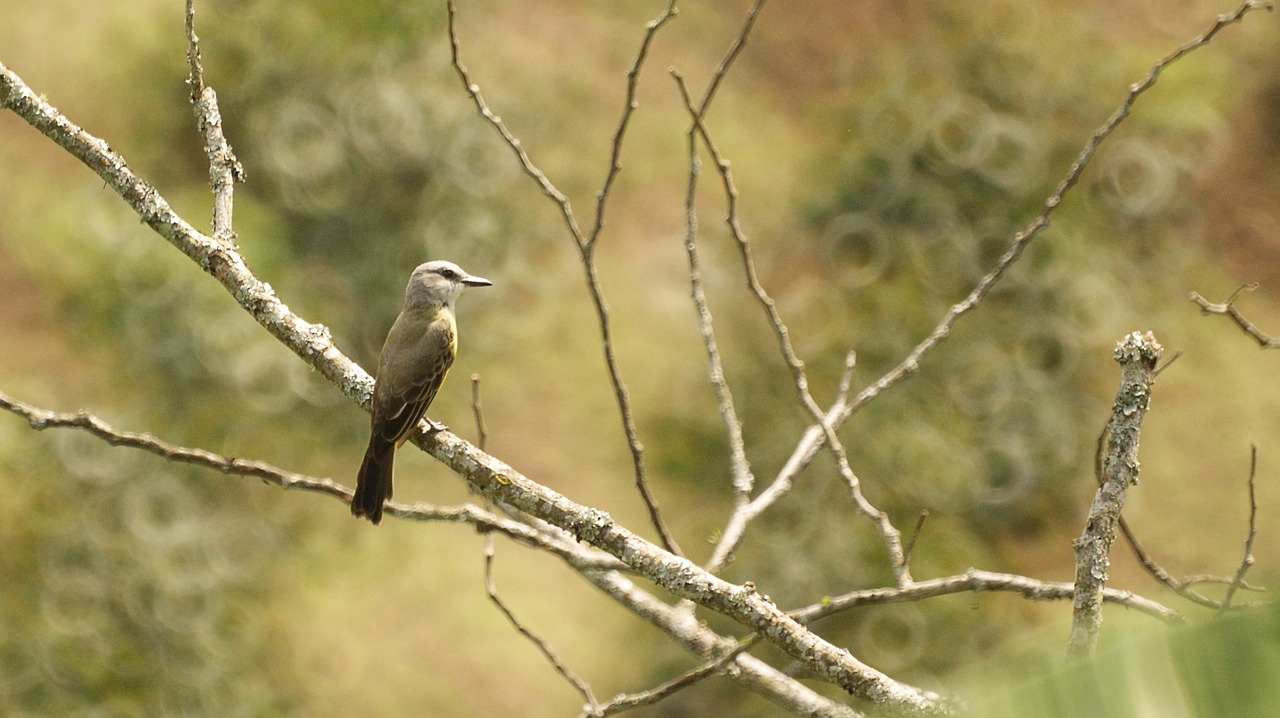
[{"xmin": 2, "ymin": 0, "xmax": 1280, "ymax": 715}]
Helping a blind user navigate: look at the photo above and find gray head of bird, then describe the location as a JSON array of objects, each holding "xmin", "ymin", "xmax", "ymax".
[{"xmin": 404, "ymin": 260, "xmax": 492, "ymax": 310}]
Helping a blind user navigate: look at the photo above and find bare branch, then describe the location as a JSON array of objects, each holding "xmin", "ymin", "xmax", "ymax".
[
  {"xmin": 485, "ymin": 531, "xmax": 600, "ymax": 712},
  {"xmin": 902, "ymin": 511, "xmax": 929, "ymax": 570},
  {"xmin": 470, "ymin": 375, "xmax": 599, "ymax": 709},
  {"xmin": 1068, "ymin": 331, "xmax": 1163, "ymax": 656},
  {"xmin": 0, "ymin": 389, "xmax": 629, "ymax": 571},
  {"xmin": 0, "ymin": 67, "xmax": 949, "ymax": 702},
  {"xmin": 184, "ymin": 0, "xmax": 243, "ymax": 244},
  {"xmin": 789, "ymin": 568, "xmax": 1182, "ymax": 625},
  {"xmin": 1220, "ymin": 444, "xmax": 1262, "ymax": 614},
  {"xmin": 1191, "ymin": 283, "xmax": 1280, "ymax": 349},
  {"xmin": 470, "ymin": 374, "xmax": 489, "ymax": 452},
  {"xmin": 672, "ymin": 69, "xmax": 909, "ymax": 585},
  {"xmin": 762, "ymin": 0, "xmax": 1275, "ymax": 524},
  {"xmin": 676, "ymin": 16, "xmax": 758, "ymax": 508},
  {"xmin": 586, "ymin": 0, "xmax": 678, "ymax": 251},
  {"xmin": 589, "ymin": 637, "xmax": 763, "ymax": 717},
  {"xmin": 446, "ymin": 0, "xmax": 682, "ymax": 556},
  {"xmin": 585, "ymin": 572, "xmax": 864, "ymax": 718},
  {"xmin": 1098, "ymin": 422, "xmax": 1271, "ymax": 611},
  {"xmin": 704, "ymin": 353, "xmax": 856, "ymax": 574}
]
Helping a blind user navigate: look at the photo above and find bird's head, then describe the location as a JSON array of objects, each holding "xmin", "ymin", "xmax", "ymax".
[{"xmin": 404, "ymin": 260, "xmax": 492, "ymax": 310}]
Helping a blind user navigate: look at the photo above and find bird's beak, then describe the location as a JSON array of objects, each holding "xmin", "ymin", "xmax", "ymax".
[{"xmin": 462, "ymin": 274, "xmax": 492, "ymax": 287}]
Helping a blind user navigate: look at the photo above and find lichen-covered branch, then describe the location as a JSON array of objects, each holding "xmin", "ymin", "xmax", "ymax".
[
  {"xmin": 0, "ymin": 60, "xmax": 948, "ymax": 715},
  {"xmin": 1068, "ymin": 331, "xmax": 1162, "ymax": 656},
  {"xmin": 184, "ymin": 0, "xmax": 244, "ymax": 243}
]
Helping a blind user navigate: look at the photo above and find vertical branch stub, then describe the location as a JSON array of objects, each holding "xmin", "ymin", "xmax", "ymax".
[{"xmin": 1068, "ymin": 331, "xmax": 1162, "ymax": 656}]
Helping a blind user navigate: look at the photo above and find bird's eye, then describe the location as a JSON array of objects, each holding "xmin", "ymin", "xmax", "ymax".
[{"xmin": 438, "ymin": 269, "xmax": 456, "ymax": 280}]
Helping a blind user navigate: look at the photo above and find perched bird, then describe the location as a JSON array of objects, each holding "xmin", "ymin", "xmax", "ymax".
[{"xmin": 352, "ymin": 260, "xmax": 492, "ymax": 524}]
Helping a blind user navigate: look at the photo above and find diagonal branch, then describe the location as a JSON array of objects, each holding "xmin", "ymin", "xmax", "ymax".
[
  {"xmin": 676, "ymin": 1, "xmax": 764, "ymax": 528},
  {"xmin": 0, "ymin": 389, "xmax": 627, "ymax": 571},
  {"xmin": 0, "ymin": 64, "xmax": 946, "ymax": 714},
  {"xmin": 0, "ymin": 389, "xmax": 864, "ymax": 717},
  {"xmin": 758, "ymin": 0, "xmax": 1276, "ymax": 530},
  {"xmin": 1190, "ymin": 283, "xmax": 1280, "ymax": 349},
  {"xmin": 446, "ymin": 0, "xmax": 682, "ymax": 557},
  {"xmin": 587, "ymin": 636, "xmax": 763, "ymax": 717}
]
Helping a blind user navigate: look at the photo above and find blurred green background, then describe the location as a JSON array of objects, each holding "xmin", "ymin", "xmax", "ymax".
[{"xmin": 2, "ymin": 0, "xmax": 1280, "ymax": 715}]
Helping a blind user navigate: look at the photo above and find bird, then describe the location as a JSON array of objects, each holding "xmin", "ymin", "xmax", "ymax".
[{"xmin": 352, "ymin": 260, "xmax": 492, "ymax": 524}]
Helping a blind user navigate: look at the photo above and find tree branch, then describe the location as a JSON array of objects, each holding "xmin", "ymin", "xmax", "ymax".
[
  {"xmin": 759, "ymin": 0, "xmax": 1275, "ymax": 529},
  {"xmin": 185, "ymin": 0, "xmax": 244, "ymax": 244},
  {"xmin": 1219, "ymin": 443, "xmax": 1262, "ymax": 614},
  {"xmin": 789, "ymin": 568, "xmax": 1181, "ymax": 626},
  {"xmin": 1190, "ymin": 283, "xmax": 1280, "ymax": 349},
  {"xmin": 672, "ymin": 68, "xmax": 910, "ymax": 586},
  {"xmin": 1068, "ymin": 331, "xmax": 1162, "ymax": 656},
  {"xmin": 446, "ymin": 0, "xmax": 683, "ymax": 557},
  {"xmin": 0, "ymin": 64, "xmax": 947, "ymax": 712}
]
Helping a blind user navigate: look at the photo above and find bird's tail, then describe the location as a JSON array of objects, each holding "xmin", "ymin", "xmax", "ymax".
[{"xmin": 352, "ymin": 436, "xmax": 395, "ymax": 524}]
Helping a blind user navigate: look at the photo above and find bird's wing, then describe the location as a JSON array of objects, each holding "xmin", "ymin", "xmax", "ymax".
[{"xmin": 370, "ymin": 310, "xmax": 457, "ymax": 446}]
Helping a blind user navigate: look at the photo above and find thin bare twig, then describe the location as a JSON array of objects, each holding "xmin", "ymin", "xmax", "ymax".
[
  {"xmin": 1220, "ymin": 444, "xmax": 1262, "ymax": 615},
  {"xmin": 902, "ymin": 511, "xmax": 929, "ymax": 570},
  {"xmin": 485, "ymin": 529, "xmax": 600, "ymax": 712},
  {"xmin": 446, "ymin": 0, "xmax": 682, "ymax": 557},
  {"xmin": 789, "ymin": 568, "xmax": 1182, "ymax": 625},
  {"xmin": 705, "ymin": 351, "xmax": 857, "ymax": 574},
  {"xmin": 1191, "ymin": 283, "xmax": 1280, "ymax": 349},
  {"xmin": 470, "ymin": 374, "xmax": 489, "ymax": 452},
  {"xmin": 760, "ymin": 0, "xmax": 1276, "ymax": 532},
  {"xmin": 471, "ymin": 376, "xmax": 599, "ymax": 710},
  {"xmin": 184, "ymin": 0, "xmax": 243, "ymax": 244},
  {"xmin": 0, "ymin": 389, "xmax": 629, "ymax": 570},
  {"xmin": 1068, "ymin": 332, "xmax": 1162, "ymax": 656},
  {"xmin": 676, "ymin": 2, "xmax": 763, "ymax": 510},
  {"xmin": 587, "ymin": 1, "xmax": 679, "ymax": 251},
  {"xmin": 1097, "ymin": 423, "xmax": 1270, "ymax": 611},
  {"xmin": 588, "ymin": 636, "xmax": 762, "ymax": 717},
  {"xmin": 673, "ymin": 69, "xmax": 909, "ymax": 586}
]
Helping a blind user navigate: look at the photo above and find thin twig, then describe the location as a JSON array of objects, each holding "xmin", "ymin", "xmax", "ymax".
[
  {"xmin": 673, "ymin": 69, "xmax": 909, "ymax": 586},
  {"xmin": 1068, "ymin": 332, "xmax": 1162, "ymax": 656},
  {"xmin": 789, "ymin": 568, "xmax": 1182, "ymax": 625},
  {"xmin": 1099, "ymin": 423, "xmax": 1270, "ymax": 610},
  {"xmin": 1191, "ymin": 283, "xmax": 1280, "ymax": 349},
  {"xmin": 759, "ymin": 0, "xmax": 1276, "ymax": 533},
  {"xmin": 184, "ymin": 0, "xmax": 243, "ymax": 244},
  {"xmin": 0, "ymin": 390, "xmax": 627, "ymax": 570},
  {"xmin": 705, "ymin": 351, "xmax": 857, "ymax": 574},
  {"xmin": 588, "ymin": 636, "xmax": 762, "ymax": 717},
  {"xmin": 1220, "ymin": 444, "xmax": 1262, "ymax": 615},
  {"xmin": 586, "ymin": 1, "xmax": 679, "ymax": 251},
  {"xmin": 677, "ymin": 7, "xmax": 759, "ymax": 507},
  {"xmin": 485, "ymin": 527, "xmax": 600, "ymax": 712},
  {"xmin": 446, "ymin": 0, "xmax": 682, "ymax": 557},
  {"xmin": 470, "ymin": 373, "xmax": 489, "ymax": 452},
  {"xmin": 902, "ymin": 511, "xmax": 929, "ymax": 570},
  {"xmin": 471, "ymin": 375, "xmax": 599, "ymax": 709}
]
